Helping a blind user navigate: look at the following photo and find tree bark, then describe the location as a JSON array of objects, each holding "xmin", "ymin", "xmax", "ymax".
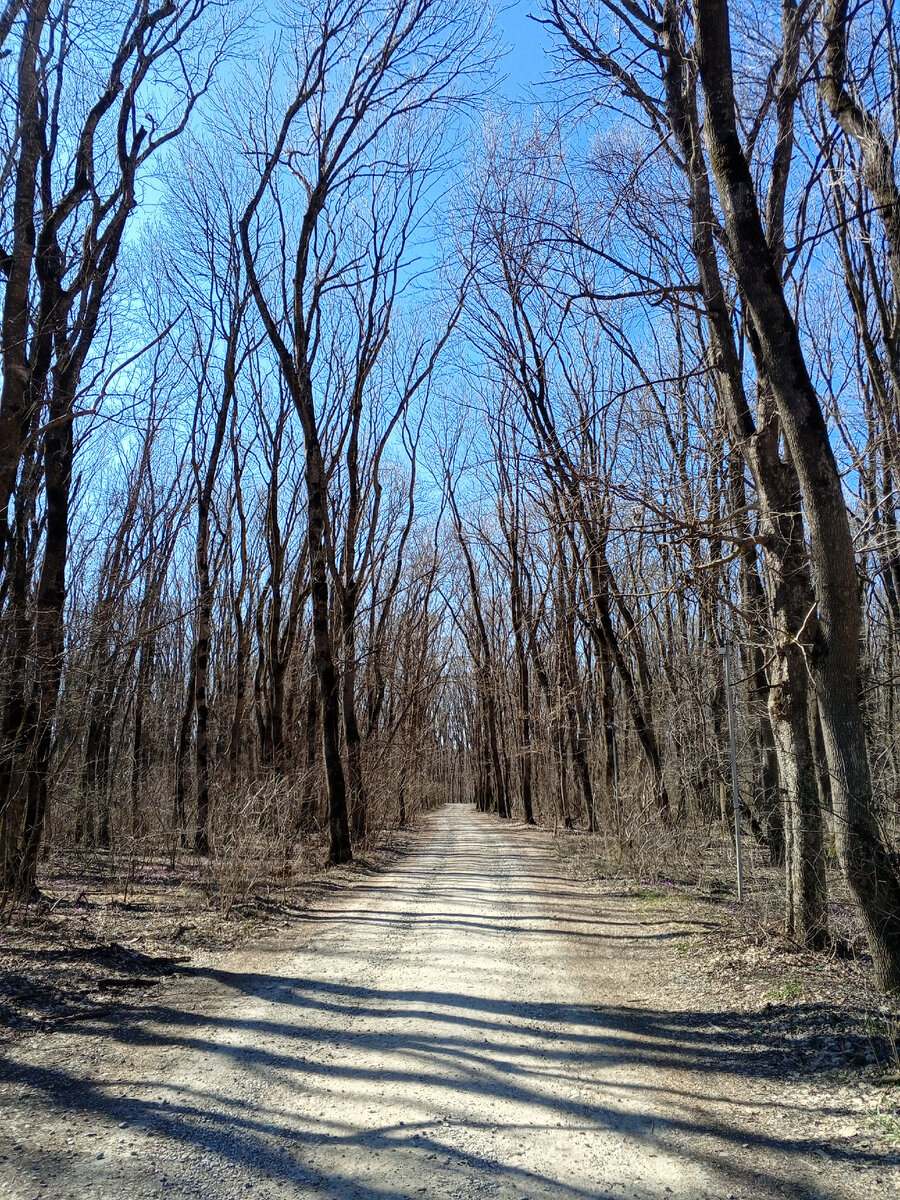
[
  {"xmin": 695, "ymin": 0, "xmax": 900, "ymax": 987},
  {"xmin": 655, "ymin": 0, "xmax": 829, "ymax": 944}
]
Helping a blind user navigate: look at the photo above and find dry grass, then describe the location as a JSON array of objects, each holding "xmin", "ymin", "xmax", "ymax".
[{"xmin": 552, "ymin": 815, "xmax": 900, "ymax": 1150}]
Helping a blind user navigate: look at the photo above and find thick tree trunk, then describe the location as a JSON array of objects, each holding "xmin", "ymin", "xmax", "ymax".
[
  {"xmin": 532, "ymin": 640, "xmax": 569, "ymax": 828},
  {"xmin": 303, "ymin": 430, "xmax": 352, "ymax": 865},
  {"xmin": 657, "ymin": 2, "xmax": 830, "ymax": 942},
  {"xmin": 768, "ymin": 644, "xmax": 829, "ymax": 948},
  {"xmin": 0, "ymin": 0, "xmax": 48, "ymax": 563},
  {"xmin": 0, "ymin": 465, "xmax": 35, "ymax": 886},
  {"xmin": 16, "ymin": 381, "xmax": 74, "ymax": 897},
  {"xmin": 174, "ymin": 655, "xmax": 196, "ymax": 852},
  {"xmin": 300, "ymin": 668, "xmax": 320, "ymax": 831},
  {"xmin": 0, "ymin": 5, "xmax": 51, "ymax": 895},
  {"xmin": 695, "ymin": 0, "xmax": 900, "ymax": 988},
  {"xmin": 342, "ymin": 594, "xmax": 367, "ymax": 843}
]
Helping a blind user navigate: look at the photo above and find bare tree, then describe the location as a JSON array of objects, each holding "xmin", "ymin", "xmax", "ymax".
[
  {"xmin": 0, "ymin": 0, "xmax": 226, "ymax": 895},
  {"xmin": 238, "ymin": 0, "xmax": 492, "ymax": 864}
]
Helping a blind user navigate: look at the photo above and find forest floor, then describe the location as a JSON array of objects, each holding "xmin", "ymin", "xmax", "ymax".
[{"xmin": 1, "ymin": 804, "xmax": 899, "ymax": 1199}]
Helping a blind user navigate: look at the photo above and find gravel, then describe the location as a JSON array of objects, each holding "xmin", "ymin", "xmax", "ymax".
[{"xmin": 0, "ymin": 804, "xmax": 897, "ymax": 1199}]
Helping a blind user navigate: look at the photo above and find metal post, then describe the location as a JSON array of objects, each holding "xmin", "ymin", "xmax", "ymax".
[{"xmin": 721, "ymin": 641, "xmax": 744, "ymax": 902}]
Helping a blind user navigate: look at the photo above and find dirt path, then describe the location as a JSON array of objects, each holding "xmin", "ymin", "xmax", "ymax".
[{"xmin": 0, "ymin": 805, "xmax": 895, "ymax": 1199}]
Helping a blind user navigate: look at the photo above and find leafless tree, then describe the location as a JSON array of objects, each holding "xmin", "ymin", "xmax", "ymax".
[
  {"xmin": 237, "ymin": 0, "xmax": 493, "ymax": 863},
  {"xmin": 0, "ymin": 0, "xmax": 227, "ymax": 896}
]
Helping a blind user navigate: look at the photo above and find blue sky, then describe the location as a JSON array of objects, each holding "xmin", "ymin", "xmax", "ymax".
[{"xmin": 495, "ymin": 2, "xmax": 553, "ymax": 100}]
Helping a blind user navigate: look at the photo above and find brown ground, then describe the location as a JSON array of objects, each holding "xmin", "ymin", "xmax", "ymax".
[{"xmin": 0, "ymin": 805, "xmax": 898, "ymax": 1199}]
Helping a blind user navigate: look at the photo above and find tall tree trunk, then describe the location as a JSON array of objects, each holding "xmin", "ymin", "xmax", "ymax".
[
  {"xmin": 0, "ymin": 0, "xmax": 48, "ymax": 561},
  {"xmin": 509, "ymin": 532, "xmax": 535, "ymax": 825},
  {"xmin": 174, "ymin": 653, "xmax": 196, "ymax": 853},
  {"xmin": 731, "ymin": 457, "xmax": 784, "ymax": 865},
  {"xmin": 304, "ymin": 430, "xmax": 352, "ymax": 865},
  {"xmin": 0, "ymin": 442, "xmax": 39, "ymax": 877},
  {"xmin": 193, "ymin": 307, "xmax": 243, "ymax": 855},
  {"xmin": 343, "ymin": 619, "xmax": 367, "ymax": 842},
  {"xmin": 654, "ymin": 2, "xmax": 829, "ymax": 944},
  {"xmin": 17, "ymin": 381, "xmax": 74, "ymax": 896},
  {"xmin": 301, "ymin": 665, "xmax": 320, "ymax": 832},
  {"xmin": 696, "ymin": 0, "xmax": 900, "ymax": 987},
  {"xmin": 131, "ymin": 625, "xmax": 154, "ymax": 839},
  {"xmin": 194, "ymin": 511, "xmax": 213, "ymax": 856}
]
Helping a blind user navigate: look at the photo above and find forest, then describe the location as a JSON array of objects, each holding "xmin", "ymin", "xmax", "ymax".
[{"xmin": 2, "ymin": 0, "xmax": 900, "ymax": 1001}]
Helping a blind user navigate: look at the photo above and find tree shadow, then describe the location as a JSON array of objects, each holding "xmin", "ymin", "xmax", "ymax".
[
  {"xmin": 2, "ymin": 966, "xmax": 893, "ymax": 1199},
  {"xmin": 2, "ymin": 808, "xmax": 894, "ymax": 1199}
]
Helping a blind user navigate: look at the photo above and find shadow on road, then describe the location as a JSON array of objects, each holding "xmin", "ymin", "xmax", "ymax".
[{"xmin": 1, "ymin": 810, "xmax": 893, "ymax": 1200}]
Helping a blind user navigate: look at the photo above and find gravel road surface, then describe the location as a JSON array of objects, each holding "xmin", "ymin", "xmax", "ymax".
[{"xmin": 0, "ymin": 805, "xmax": 894, "ymax": 1199}]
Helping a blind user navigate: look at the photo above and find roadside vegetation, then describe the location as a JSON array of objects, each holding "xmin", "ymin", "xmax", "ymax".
[{"xmin": 2, "ymin": 0, "xmax": 900, "ymax": 1037}]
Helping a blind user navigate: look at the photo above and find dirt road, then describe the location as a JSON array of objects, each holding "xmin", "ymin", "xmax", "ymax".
[{"xmin": 0, "ymin": 806, "xmax": 894, "ymax": 1199}]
